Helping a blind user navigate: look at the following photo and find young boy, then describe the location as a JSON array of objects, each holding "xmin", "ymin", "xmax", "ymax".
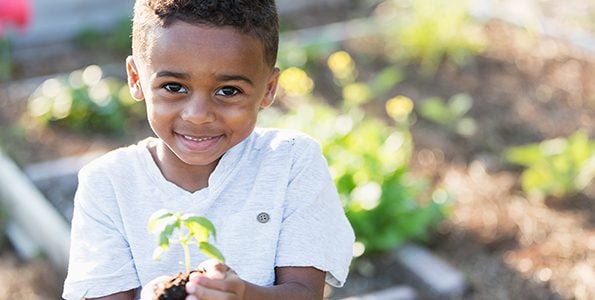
[{"xmin": 62, "ymin": 0, "xmax": 354, "ymax": 299}]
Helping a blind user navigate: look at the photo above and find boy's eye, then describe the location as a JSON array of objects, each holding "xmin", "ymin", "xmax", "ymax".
[
  {"xmin": 216, "ymin": 86, "xmax": 240, "ymax": 97},
  {"xmin": 163, "ymin": 83, "xmax": 188, "ymax": 93}
]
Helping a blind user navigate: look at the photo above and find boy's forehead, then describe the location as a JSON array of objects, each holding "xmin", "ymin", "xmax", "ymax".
[
  {"xmin": 143, "ymin": 22, "xmax": 264, "ymax": 58},
  {"xmin": 139, "ymin": 22, "xmax": 269, "ymax": 75}
]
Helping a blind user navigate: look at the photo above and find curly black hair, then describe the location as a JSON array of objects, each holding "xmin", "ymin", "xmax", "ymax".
[{"xmin": 132, "ymin": 0, "xmax": 279, "ymax": 67}]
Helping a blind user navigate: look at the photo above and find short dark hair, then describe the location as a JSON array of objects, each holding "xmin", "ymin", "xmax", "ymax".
[{"xmin": 132, "ymin": 0, "xmax": 279, "ymax": 67}]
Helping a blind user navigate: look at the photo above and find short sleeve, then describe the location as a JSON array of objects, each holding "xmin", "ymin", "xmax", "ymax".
[
  {"xmin": 62, "ymin": 165, "xmax": 140, "ymax": 299},
  {"xmin": 275, "ymin": 139, "xmax": 355, "ymax": 287}
]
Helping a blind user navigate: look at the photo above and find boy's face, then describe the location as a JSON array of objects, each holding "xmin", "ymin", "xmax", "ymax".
[{"xmin": 127, "ymin": 22, "xmax": 279, "ymax": 171}]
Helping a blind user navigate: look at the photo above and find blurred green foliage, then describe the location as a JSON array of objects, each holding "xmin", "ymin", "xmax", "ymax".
[
  {"xmin": 505, "ymin": 131, "xmax": 595, "ymax": 200},
  {"xmin": 262, "ymin": 49, "xmax": 451, "ymax": 256},
  {"xmin": 417, "ymin": 93, "xmax": 477, "ymax": 137},
  {"xmin": 76, "ymin": 18, "xmax": 132, "ymax": 55},
  {"xmin": 260, "ymin": 98, "xmax": 448, "ymax": 256},
  {"xmin": 26, "ymin": 65, "xmax": 145, "ymax": 135},
  {"xmin": 0, "ymin": 124, "xmax": 29, "ymax": 165},
  {"xmin": 383, "ymin": 0, "xmax": 486, "ymax": 76},
  {"xmin": 0, "ymin": 38, "xmax": 12, "ymax": 81}
]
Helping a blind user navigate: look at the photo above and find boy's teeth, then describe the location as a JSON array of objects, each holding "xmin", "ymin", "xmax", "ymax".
[{"xmin": 184, "ymin": 135, "xmax": 214, "ymax": 142}]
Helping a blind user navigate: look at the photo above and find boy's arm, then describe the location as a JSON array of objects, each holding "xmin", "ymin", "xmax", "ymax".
[
  {"xmin": 246, "ymin": 266, "xmax": 325, "ymax": 300},
  {"xmin": 87, "ymin": 289, "xmax": 137, "ymax": 300},
  {"xmin": 186, "ymin": 260, "xmax": 325, "ymax": 300}
]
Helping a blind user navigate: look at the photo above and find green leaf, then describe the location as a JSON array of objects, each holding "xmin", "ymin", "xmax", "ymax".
[
  {"xmin": 418, "ymin": 97, "xmax": 452, "ymax": 125},
  {"xmin": 183, "ymin": 215, "xmax": 217, "ymax": 241},
  {"xmin": 186, "ymin": 222, "xmax": 209, "ymax": 242},
  {"xmin": 199, "ymin": 242, "xmax": 225, "ymax": 263},
  {"xmin": 158, "ymin": 220, "xmax": 179, "ymax": 248},
  {"xmin": 370, "ymin": 66, "xmax": 403, "ymax": 95},
  {"xmin": 152, "ymin": 247, "xmax": 166, "ymax": 261},
  {"xmin": 504, "ymin": 144, "xmax": 542, "ymax": 167},
  {"xmin": 147, "ymin": 209, "xmax": 175, "ymax": 233}
]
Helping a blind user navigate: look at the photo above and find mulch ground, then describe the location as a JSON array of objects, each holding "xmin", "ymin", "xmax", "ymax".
[
  {"xmin": 410, "ymin": 20, "xmax": 595, "ymax": 299},
  {"xmin": 332, "ymin": 19, "xmax": 595, "ymax": 299},
  {"xmin": 0, "ymin": 251, "xmax": 62, "ymax": 300}
]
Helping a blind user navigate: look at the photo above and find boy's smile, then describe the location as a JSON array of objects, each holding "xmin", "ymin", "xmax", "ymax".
[{"xmin": 126, "ymin": 22, "xmax": 279, "ymax": 190}]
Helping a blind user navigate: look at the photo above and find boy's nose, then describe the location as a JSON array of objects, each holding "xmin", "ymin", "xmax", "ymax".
[{"xmin": 180, "ymin": 95, "xmax": 216, "ymax": 124}]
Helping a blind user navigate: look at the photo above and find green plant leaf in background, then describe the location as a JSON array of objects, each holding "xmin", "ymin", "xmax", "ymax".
[
  {"xmin": 370, "ymin": 66, "xmax": 404, "ymax": 96},
  {"xmin": 384, "ymin": 0, "xmax": 486, "ymax": 76},
  {"xmin": 26, "ymin": 65, "xmax": 145, "ymax": 135},
  {"xmin": 505, "ymin": 130, "xmax": 595, "ymax": 200},
  {"xmin": 417, "ymin": 93, "xmax": 476, "ymax": 136}
]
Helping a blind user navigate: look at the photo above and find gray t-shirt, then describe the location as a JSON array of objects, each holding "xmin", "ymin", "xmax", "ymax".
[{"xmin": 62, "ymin": 128, "xmax": 355, "ymax": 299}]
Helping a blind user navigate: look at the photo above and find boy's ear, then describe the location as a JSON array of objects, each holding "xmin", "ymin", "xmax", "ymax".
[
  {"xmin": 126, "ymin": 56, "xmax": 145, "ymax": 101},
  {"xmin": 260, "ymin": 67, "xmax": 280, "ymax": 108}
]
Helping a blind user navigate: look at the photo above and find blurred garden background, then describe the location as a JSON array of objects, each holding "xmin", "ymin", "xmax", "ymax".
[{"xmin": 1, "ymin": 0, "xmax": 595, "ymax": 299}]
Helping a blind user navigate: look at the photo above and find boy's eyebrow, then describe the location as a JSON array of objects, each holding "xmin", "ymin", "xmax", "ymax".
[
  {"xmin": 155, "ymin": 70, "xmax": 190, "ymax": 79},
  {"xmin": 216, "ymin": 74, "xmax": 254, "ymax": 87},
  {"xmin": 154, "ymin": 71, "xmax": 254, "ymax": 86}
]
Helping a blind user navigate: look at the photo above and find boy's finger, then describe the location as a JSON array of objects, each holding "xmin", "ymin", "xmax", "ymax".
[
  {"xmin": 191, "ymin": 267, "xmax": 226, "ymax": 281},
  {"xmin": 195, "ymin": 259, "xmax": 231, "ymax": 279},
  {"xmin": 197, "ymin": 258, "xmax": 229, "ymax": 272},
  {"xmin": 187, "ymin": 272, "xmax": 243, "ymax": 294},
  {"xmin": 186, "ymin": 281, "xmax": 238, "ymax": 300}
]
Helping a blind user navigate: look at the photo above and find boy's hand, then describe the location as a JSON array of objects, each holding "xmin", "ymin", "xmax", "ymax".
[
  {"xmin": 139, "ymin": 275, "xmax": 171, "ymax": 300},
  {"xmin": 186, "ymin": 259, "xmax": 246, "ymax": 300}
]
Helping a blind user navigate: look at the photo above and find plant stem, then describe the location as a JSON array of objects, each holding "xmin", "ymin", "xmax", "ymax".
[{"xmin": 181, "ymin": 242, "xmax": 191, "ymax": 273}]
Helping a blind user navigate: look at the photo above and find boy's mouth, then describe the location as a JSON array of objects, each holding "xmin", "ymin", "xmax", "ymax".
[
  {"xmin": 176, "ymin": 133, "xmax": 223, "ymax": 152},
  {"xmin": 182, "ymin": 134, "xmax": 217, "ymax": 142}
]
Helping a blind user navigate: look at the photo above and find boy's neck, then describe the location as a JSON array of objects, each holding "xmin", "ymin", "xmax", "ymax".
[{"xmin": 148, "ymin": 139, "xmax": 219, "ymax": 193}]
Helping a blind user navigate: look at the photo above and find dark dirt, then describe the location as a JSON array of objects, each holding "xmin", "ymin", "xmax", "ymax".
[
  {"xmin": 1, "ymin": 10, "xmax": 595, "ymax": 300},
  {"xmin": 154, "ymin": 272, "xmax": 193, "ymax": 300}
]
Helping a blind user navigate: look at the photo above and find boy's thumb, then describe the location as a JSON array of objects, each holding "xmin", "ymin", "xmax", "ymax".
[{"xmin": 197, "ymin": 259, "xmax": 230, "ymax": 280}]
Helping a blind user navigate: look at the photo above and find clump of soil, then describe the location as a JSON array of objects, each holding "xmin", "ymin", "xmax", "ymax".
[{"xmin": 154, "ymin": 270, "xmax": 201, "ymax": 300}]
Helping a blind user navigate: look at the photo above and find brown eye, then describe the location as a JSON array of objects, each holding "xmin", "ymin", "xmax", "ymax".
[
  {"xmin": 216, "ymin": 86, "xmax": 240, "ymax": 96},
  {"xmin": 163, "ymin": 83, "xmax": 188, "ymax": 93}
]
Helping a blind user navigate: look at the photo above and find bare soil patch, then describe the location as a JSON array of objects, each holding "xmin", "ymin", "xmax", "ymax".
[{"xmin": 0, "ymin": 251, "xmax": 62, "ymax": 300}]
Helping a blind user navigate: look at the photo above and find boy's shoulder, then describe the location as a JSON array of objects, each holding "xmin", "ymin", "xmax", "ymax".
[
  {"xmin": 78, "ymin": 138, "xmax": 152, "ymax": 175},
  {"xmin": 253, "ymin": 127, "xmax": 320, "ymax": 151}
]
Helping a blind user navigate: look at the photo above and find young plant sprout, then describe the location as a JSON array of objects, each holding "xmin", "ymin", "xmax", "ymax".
[{"xmin": 148, "ymin": 209, "xmax": 225, "ymax": 273}]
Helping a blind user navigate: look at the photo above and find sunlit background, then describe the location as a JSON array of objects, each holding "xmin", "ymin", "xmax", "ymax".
[{"xmin": 1, "ymin": 0, "xmax": 595, "ymax": 299}]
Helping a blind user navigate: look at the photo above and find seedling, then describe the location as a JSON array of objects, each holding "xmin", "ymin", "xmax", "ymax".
[{"xmin": 147, "ymin": 209, "xmax": 225, "ymax": 273}]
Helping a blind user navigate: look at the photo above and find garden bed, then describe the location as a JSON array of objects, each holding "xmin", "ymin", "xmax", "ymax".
[{"xmin": 1, "ymin": 3, "xmax": 595, "ymax": 300}]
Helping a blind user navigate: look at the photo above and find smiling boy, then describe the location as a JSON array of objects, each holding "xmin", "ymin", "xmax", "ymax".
[
  {"xmin": 62, "ymin": 1, "xmax": 354, "ymax": 299},
  {"xmin": 127, "ymin": 22, "xmax": 277, "ymax": 193}
]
